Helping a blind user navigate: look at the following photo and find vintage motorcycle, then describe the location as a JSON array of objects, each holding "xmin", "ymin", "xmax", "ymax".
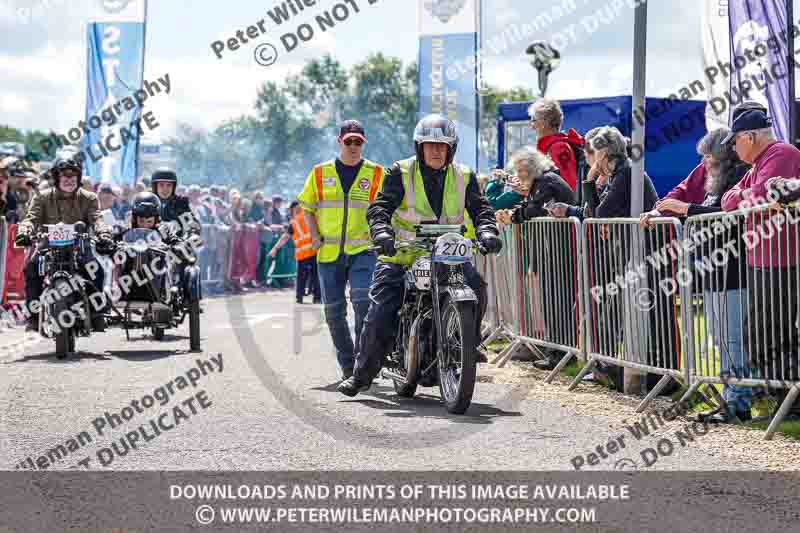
[
  {"xmin": 31, "ymin": 222, "xmax": 101, "ymax": 358},
  {"xmin": 106, "ymin": 227, "xmax": 202, "ymax": 352},
  {"xmin": 378, "ymin": 224, "xmax": 487, "ymax": 414}
]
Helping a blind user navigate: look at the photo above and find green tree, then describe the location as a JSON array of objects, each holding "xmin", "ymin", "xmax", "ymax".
[{"xmin": 479, "ymin": 86, "xmax": 535, "ymax": 170}]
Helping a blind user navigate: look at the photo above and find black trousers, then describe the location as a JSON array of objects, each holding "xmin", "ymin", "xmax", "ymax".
[
  {"xmin": 296, "ymin": 256, "xmax": 320, "ymax": 301},
  {"xmin": 353, "ymin": 261, "xmax": 487, "ymax": 383}
]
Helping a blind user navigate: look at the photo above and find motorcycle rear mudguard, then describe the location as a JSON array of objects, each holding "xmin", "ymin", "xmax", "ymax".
[{"xmin": 182, "ymin": 264, "xmax": 202, "ymax": 303}]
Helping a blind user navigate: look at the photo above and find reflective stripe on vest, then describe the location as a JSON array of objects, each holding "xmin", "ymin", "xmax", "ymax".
[
  {"xmin": 310, "ymin": 160, "xmax": 383, "ymax": 262},
  {"xmin": 291, "ymin": 210, "xmax": 315, "ymax": 261}
]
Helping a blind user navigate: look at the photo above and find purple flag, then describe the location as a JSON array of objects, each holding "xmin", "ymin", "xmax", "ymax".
[{"xmin": 728, "ymin": 0, "xmax": 794, "ymax": 142}]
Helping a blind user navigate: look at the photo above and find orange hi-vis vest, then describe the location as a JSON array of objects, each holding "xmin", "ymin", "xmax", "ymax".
[{"xmin": 291, "ymin": 209, "xmax": 315, "ymax": 261}]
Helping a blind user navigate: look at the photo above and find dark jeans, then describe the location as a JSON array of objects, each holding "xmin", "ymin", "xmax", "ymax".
[
  {"xmin": 353, "ymin": 261, "xmax": 488, "ymax": 383},
  {"xmin": 296, "ymin": 256, "xmax": 320, "ymax": 302},
  {"xmin": 317, "ymin": 251, "xmax": 376, "ymax": 374}
]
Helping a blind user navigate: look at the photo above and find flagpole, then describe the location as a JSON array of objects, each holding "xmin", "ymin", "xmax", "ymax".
[
  {"xmin": 135, "ymin": 0, "xmax": 149, "ymax": 182},
  {"xmin": 788, "ymin": 0, "xmax": 796, "ymax": 144},
  {"xmin": 626, "ymin": 0, "xmax": 648, "ymax": 395}
]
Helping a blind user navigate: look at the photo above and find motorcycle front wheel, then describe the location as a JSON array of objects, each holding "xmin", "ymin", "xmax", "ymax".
[{"xmin": 437, "ymin": 295, "xmax": 477, "ymax": 414}]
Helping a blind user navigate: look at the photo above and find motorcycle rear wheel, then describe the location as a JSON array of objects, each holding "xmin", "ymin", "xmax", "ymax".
[
  {"xmin": 437, "ymin": 295, "xmax": 477, "ymax": 414},
  {"xmin": 51, "ymin": 280, "xmax": 76, "ymax": 359}
]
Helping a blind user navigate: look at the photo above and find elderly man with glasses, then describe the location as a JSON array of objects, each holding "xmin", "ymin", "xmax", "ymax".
[{"xmin": 721, "ymin": 103, "xmax": 800, "ymax": 419}]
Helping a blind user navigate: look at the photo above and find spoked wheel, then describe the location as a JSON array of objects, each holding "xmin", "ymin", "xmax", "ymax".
[
  {"xmin": 392, "ymin": 316, "xmax": 419, "ymax": 398},
  {"xmin": 437, "ymin": 295, "xmax": 478, "ymax": 414}
]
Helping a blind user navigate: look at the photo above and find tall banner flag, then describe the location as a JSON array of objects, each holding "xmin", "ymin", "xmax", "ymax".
[
  {"xmin": 701, "ymin": 0, "xmax": 731, "ymax": 131},
  {"xmin": 418, "ymin": 0, "xmax": 480, "ymax": 171},
  {"xmin": 728, "ymin": 0, "xmax": 794, "ymax": 143},
  {"xmin": 84, "ymin": 0, "xmax": 147, "ymax": 185}
]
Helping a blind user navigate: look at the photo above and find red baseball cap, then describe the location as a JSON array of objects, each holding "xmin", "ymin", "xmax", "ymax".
[{"xmin": 338, "ymin": 120, "xmax": 366, "ymax": 142}]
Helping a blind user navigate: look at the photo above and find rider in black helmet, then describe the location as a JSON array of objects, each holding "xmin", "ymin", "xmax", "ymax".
[
  {"xmin": 16, "ymin": 156, "xmax": 114, "ymax": 332},
  {"xmin": 151, "ymin": 168, "xmax": 201, "ymax": 238}
]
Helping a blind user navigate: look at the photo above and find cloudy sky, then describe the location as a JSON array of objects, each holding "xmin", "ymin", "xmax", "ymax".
[{"xmin": 0, "ymin": 0, "xmax": 766, "ymax": 139}]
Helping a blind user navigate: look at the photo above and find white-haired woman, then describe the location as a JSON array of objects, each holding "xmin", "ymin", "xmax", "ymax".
[
  {"xmin": 495, "ymin": 147, "xmax": 575, "ymax": 225},
  {"xmin": 495, "ymin": 147, "xmax": 577, "ymax": 368}
]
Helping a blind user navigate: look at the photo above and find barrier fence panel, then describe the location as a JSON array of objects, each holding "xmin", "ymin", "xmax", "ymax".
[
  {"xmin": 2, "ymin": 224, "xmax": 26, "ymax": 305},
  {"xmin": 491, "ymin": 218, "xmax": 586, "ymax": 379},
  {"xmin": 569, "ymin": 217, "xmax": 687, "ymax": 413},
  {"xmin": 488, "ymin": 224, "xmax": 535, "ymax": 366},
  {"xmin": 0, "ymin": 218, "xmax": 6, "ymax": 307},
  {"xmin": 681, "ymin": 205, "xmax": 800, "ymax": 439}
]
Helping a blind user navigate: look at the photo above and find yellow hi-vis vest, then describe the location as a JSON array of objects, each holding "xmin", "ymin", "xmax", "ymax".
[
  {"xmin": 382, "ymin": 157, "xmax": 475, "ymax": 266},
  {"xmin": 297, "ymin": 159, "xmax": 384, "ymax": 263}
]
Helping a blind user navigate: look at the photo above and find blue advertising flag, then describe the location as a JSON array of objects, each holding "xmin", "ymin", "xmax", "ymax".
[
  {"xmin": 418, "ymin": 0, "xmax": 480, "ymax": 171},
  {"xmin": 728, "ymin": 0, "xmax": 794, "ymax": 142},
  {"xmin": 84, "ymin": 0, "xmax": 147, "ymax": 185}
]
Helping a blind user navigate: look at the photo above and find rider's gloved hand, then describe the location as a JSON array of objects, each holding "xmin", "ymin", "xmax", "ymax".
[
  {"xmin": 14, "ymin": 232, "xmax": 32, "ymax": 247},
  {"xmin": 373, "ymin": 231, "xmax": 396, "ymax": 257},
  {"xmin": 478, "ymin": 231, "xmax": 503, "ymax": 254}
]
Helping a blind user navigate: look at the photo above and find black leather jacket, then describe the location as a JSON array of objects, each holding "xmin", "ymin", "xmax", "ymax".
[{"xmin": 159, "ymin": 194, "xmax": 200, "ymax": 237}]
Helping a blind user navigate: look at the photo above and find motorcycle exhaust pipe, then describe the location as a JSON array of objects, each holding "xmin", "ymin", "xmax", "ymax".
[{"xmin": 380, "ymin": 369, "xmax": 410, "ymax": 384}]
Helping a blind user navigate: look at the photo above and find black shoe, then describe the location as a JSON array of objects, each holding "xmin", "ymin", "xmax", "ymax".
[
  {"xmin": 337, "ymin": 376, "xmax": 371, "ymax": 397},
  {"xmin": 342, "ymin": 368, "xmax": 353, "ymax": 380},
  {"xmin": 312, "ymin": 298, "xmax": 322, "ymax": 304},
  {"xmin": 25, "ymin": 317, "xmax": 39, "ymax": 332},
  {"xmin": 91, "ymin": 316, "xmax": 106, "ymax": 332},
  {"xmin": 296, "ymin": 298, "xmax": 304, "ymax": 304}
]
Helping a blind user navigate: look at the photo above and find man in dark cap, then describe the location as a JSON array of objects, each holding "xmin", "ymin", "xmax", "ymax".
[{"xmin": 721, "ymin": 102, "xmax": 800, "ymax": 420}]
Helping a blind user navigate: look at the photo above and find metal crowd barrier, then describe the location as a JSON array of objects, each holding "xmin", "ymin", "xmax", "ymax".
[
  {"xmin": 680, "ymin": 204, "xmax": 800, "ymax": 439},
  {"xmin": 568, "ymin": 217, "xmax": 687, "ymax": 412},
  {"xmin": 484, "ymin": 224, "xmax": 538, "ymax": 366},
  {"xmin": 490, "ymin": 219, "xmax": 586, "ymax": 380}
]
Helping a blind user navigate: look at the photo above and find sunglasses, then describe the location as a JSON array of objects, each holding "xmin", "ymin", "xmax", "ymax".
[{"xmin": 343, "ymin": 138, "xmax": 364, "ymax": 147}]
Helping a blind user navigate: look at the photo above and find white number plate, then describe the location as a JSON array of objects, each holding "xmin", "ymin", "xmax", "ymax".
[
  {"xmin": 47, "ymin": 224, "xmax": 76, "ymax": 247},
  {"xmin": 432, "ymin": 233, "xmax": 472, "ymax": 265}
]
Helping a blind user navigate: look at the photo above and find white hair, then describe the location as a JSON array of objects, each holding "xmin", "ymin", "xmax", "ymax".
[{"xmin": 510, "ymin": 146, "xmax": 557, "ymax": 178}]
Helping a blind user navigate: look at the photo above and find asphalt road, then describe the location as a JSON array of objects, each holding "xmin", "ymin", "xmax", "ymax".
[{"xmin": 0, "ymin": 290, "xmax": 761, "ymax": 471}]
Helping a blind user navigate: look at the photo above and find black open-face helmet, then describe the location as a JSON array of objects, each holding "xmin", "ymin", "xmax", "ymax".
[
  {"xmin": 131, "ymin": 191, "xmax": 162, "ymax": 228},
  {"xmin": 413, "ymin": 114, "xmax": 459, "ymax": 167},
  {"xmin": 50, "ymin": 157, "xmax": 82, "ymax": 191},
  {"xmin": 151, "ymin": 168, "xmax": 177, "ymax": 197}
]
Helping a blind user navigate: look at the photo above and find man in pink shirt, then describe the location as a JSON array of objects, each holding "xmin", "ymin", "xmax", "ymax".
[{"xmin": 721, "ymin": 105, "xmax": 800, "ymax": 414}]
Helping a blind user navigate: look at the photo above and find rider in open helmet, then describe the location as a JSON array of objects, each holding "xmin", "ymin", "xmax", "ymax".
[
  {"xmin": 338, "ymin": 114, "xmax": 502, "ymax": 397},
  {"xmin": 16, "ymin": 156, "xmax": 114, "ymax": 331},
  {"xmin": 151, "ymin": 167, "xmax": 200, "ymax": 238}
]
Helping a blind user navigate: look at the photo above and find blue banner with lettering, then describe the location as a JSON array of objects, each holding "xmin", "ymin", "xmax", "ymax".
[
  {"xmin": 84, "ymin": 0, "xmax": 146, "ymax": 185},
  {"xmin": 418, "ymin": 0, "xmax": 479, "ymax": 172}
]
